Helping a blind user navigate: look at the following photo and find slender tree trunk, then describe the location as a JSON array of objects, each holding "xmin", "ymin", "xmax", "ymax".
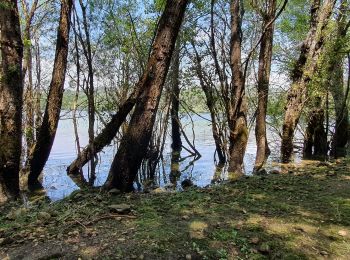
[
  {"xmin": 27, "ymin": 0, "xmax": 73, "ymax": 189},
  {"xmin": 78, "ymin": 0, "xmax": 96, "ymax": 185},
  {"xmin": 170, "ymin": 41, "xmax": 182, "ymax": 152},
  {"xmin": 227, "ymin": 0, "xmax": 248, "ymax": 176},
  {"xmin": 191, "ymin": 41, "xmax": 226, "ymax": 164},
  {"xmin": 254, "ymin": 0, "xmax": 276, "ymax": 172},
  {"xmin": 280, "ymin": 0, "xmax": 335, "ymax": 162},
  {"xmin": 0, "ymin": 0, "xmax": 24, "ymax": 201},
  {"xmin": 104, "ymin": 0, "xmax": 189, "ymax": 192}
]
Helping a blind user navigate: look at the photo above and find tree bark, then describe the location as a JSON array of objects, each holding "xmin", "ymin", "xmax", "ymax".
[
  {"xmin": 0, "ymin": 0, "xmax": 24, "ymax": 201},
  {"xmin": 227, "ymin": 0, "xmax": 248, "ymax": 176},
  {"xmin": 104, "ymin": 0, "xmax": 189, "ymax": 192},
  {"xmin": 254, "ymin": 0, "xmax": 276, "ymax": 172},
  {"xmin": 280, "ymin": 0, "xmax": 335, "ymax": 163},
  {"xmin": 170, "ymin": 40, "xmax": 182, "ymax": 152},
  {"xmin": 328, "ymin": 0, "xmax": 349, "ymax": 157},
  {"xmin": 26, "ymin": 0, "xmax": 73, "ymax": 190}
]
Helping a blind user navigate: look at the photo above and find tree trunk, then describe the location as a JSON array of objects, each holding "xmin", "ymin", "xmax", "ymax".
[
  {"xmin": 280, "ymin": 0, "xmax": 335, "ymax": 163},
  {"xmin": 0, "ymin": 0, "xmax": 24, "ymax": 201},
  {"xmin": 191, "ymin": 41, "xmax": 226, "ymax": 164},
  {"xmin": 303, "ymin": 98, "xmax": 327, "ymax": 158},
  {"xmin": 104, "ymin": 0, "xmax": 189, "ymax": 192},
  {"xmin": 26, "ymin": 0, "xmax": 73, "ymax": 190},
  {"xmin": 227, "ymin": 0, "xmax": 248, "ymax": 176},
  {"xmin": 254, "ymin": 0, "xmax": 276, "ymax": 172},
  {"xmin": 170, "ymin": 40, "xmax": 182, "ymax": 152},
  {"xmin": 328, "ymin": 0, "xmax": 349, "ymax": 157},
  {"xmin": 330, "ymin": 60, "xmax": 349, "ymax": 157}
]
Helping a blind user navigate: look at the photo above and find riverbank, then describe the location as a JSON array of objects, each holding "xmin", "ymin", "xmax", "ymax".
[{"xmin": 1, "ymin": 159, "xmax": 350, "ymax": 259}]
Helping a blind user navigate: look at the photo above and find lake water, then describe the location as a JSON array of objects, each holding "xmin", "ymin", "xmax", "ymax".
[{"xmin": 43, "ymin": 113, "xmax": 287, "ymax": 201}]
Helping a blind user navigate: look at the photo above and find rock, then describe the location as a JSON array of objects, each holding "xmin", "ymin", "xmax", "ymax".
[
  {"xmin": 258, "ymin": 243, "xmax": 270, "ymax": 254},
  {"xmin": 182, "ymin": 215, "xmax": 190, "ymax": 220},
  {"xmin": 108, "ymin": 204, "xmax": 131, "ymax": 214},
  {"xmin": 139, "ymin": 254, "xmax": 144, "ymax": 260},
  {"xmin": 151, "ymin": 187, "xmax": 166, "ymax": 194},
  {"xmin": 37, "ymin": 211, "xmax": 51, "ymax": 221},
  {"xmin": 327, "ymin": 171, "xmax": 336, "ymax": 176},
  {"xmin": 185, "ymin": 254, "xmax": 192, "ymax": 260},
  {"xmin": 255, "ymin": 169, "xmax": 267, "ymax": 175},
  {"xmin": 108, "ymin": 188, "xmax": 121, "ymax": 195},
  {"xmin": 181, "ymin": 179, "xmax": 193, "ymax": 189},
  {"xmin": 320, "ymin": 251, "xmax": 329, "ymax": 256},
  {"xmin": 250, "ymin": 237, "xmax": 260, "ymax": 245},
  {"xmin": 338, "ymin": 230, "xmax": 348, "ymax": 237},
  {"xmin": 270, "ymin": 170, "xmax": 280, "ymax": 175}
]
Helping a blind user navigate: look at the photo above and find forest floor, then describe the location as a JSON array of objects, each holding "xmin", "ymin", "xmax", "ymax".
[{"xmin": 1, "ymin": 159, "xmax": 350, "ymax": 259}]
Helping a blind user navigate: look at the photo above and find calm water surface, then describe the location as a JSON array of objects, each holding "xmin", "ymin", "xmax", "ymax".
[{"xmin": 43, "ymin": 113, "xmax": 285, "ymax": 201}]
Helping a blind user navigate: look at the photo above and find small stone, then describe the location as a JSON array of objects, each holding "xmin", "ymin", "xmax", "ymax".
[
  {"xmin": 117, "ymin": 238, "xmax": 126, "ymax": 242},
  {"xmin": 182, "ymin": 215, "xmax": 190, "ymax": 220},
  {"xmin": 320, "ymin": 251, "xmax": 329, "ymax": 256},
  {"xmin": 73, "ymin": 245, "xmax": 79, "ymax": 251},
  {"xmin": 270, "ymin": 170, "xmax": 280, "ymax": 175},
  {"xmin": 338, "ymin": 230, "xmax": 348, "ymax": 237},
  {"xmin": 185, "ymin": 254, "xmax": 192, "ymax": 260},
  {"xmin": 181, "ymin": 179, "xmax": 194, "ymax": 189},
  {"xmin": 258, "ymin": 243, "xmax": 270, "ymax": 254},
  {"xmin": 108, "ymin": 188, "xmax": 121, "ymax": 195},
  {"xmin": 139, "ymin": 254, "xmax": 144, "ymax": 260},
  {"xmin": 108, "ymin": 204, "xmax": 131, "ymax": 214},
  {"xmin": 250, "ymin": 237, "xmax": 260, "ymax": 245},
  {"xmin": 151, "ymin": 187, "xmax": 166, "ymax": 194}
]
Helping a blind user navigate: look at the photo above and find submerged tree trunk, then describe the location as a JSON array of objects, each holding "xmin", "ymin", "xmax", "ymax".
[
  {"xmin": 254, "ymin": 0, "xmax": 276, "ymax": 173},
  {"xmin": 280, "ymin": 0, "xmax": 335, "ymax": 163},
  {"xmin": 0, "ymin": 0, "xmax": 24, "ymax": 201},
  {"xmin": 104, "ymin": 0, "xmax": 189, "ymax": 192},
  {"xmin": 227, "ymin": 0, "xmax": 248, "ymax": 176},
  {"xmin": 170, "ymin": 40, "xmax": 182, "ymax": 152},
  {"xmin": 27, "ymin": 0, "xmax": 73, "ymax": 190}
]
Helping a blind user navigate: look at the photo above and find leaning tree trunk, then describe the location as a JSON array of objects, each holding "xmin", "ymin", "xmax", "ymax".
[
  {"xmin": 170, "ymin": 40, "xmax": 182, "ymax": 152},
  {"xmin": 227, "ymin": 0, "xmax": 248, "ymax": 176},
  {"xmin": 104, "ymin": 0, "xmax": 189, "ymax": 192},
  {"xmin": 280, "ymin": 0, "xmax": 336, "ymax": 163},
  {"xmin": 27, "ymin": 0, "xmax": 73, "ymax": 190},
  {"xmin": 0, "ymin": 0, "xmax": 24, "ymax": 201},
  {"xmin": 254, "ymin": 0, "xmax": 276, "ymax": 173}
]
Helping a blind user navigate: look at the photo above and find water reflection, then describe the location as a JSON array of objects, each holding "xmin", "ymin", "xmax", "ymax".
[{"xmin": 42, "ymin": 113, "xmax": 299, "ymax": 201}]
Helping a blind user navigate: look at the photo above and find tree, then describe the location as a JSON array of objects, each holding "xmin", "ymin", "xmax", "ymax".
[
  {"xmin": 254, "ymin": 0, "xmax": 277, "ymax": 172},
  {"xmin": 0, "ymin": 0, "xmax": 24, "ymax": 201},
  {"xmin": 26, "ymin": 0, "xmax": 73, "ymax": 189},
  {"xmin": 104, "ymin": 0, "xmax": 189, "ymax": 192},
  {"xmin": 280, "ymin": 0, "xmax": 336, "ymax": 163}
]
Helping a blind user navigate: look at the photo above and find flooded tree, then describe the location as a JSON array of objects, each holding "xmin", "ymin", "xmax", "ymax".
[
  {"xmin": 281, "ymin": 0, "xmax": 336, "ymax": 163},
  {"xmin": 253, "ymin": 0, "xmax": 278, "ymax": 173},
  {"xmin": 104, "ymin": 0, "xmax": 189, "ymax": 192},
  {"xmin": 0, "ymin": 0, "xmax": 24, "ymax": 201},
  {"xmin": 26, "ymin": 0, "xmax": 73, "ymax": 190}
]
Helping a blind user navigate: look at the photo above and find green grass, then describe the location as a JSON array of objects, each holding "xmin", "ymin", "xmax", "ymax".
[{"xmin": 1, "ymin": 159, "xmax": 350, "ymax": 259}]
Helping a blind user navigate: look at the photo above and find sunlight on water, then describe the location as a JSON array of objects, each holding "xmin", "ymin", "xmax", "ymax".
[{"xmin": 43, "ymin": 113, "xmax": 291, "ymax": 201}]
